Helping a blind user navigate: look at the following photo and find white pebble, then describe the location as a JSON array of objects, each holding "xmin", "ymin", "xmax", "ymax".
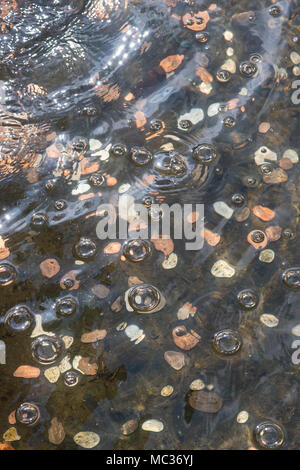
[
  {"xmin": 213, "ymin": 201, "xmax": 234, "ymax": 219},
  {"xmin": 223, "ymin": 30, "xmax": 233, "ymax": 41},
  {"xmin": 74, "ymin": 431, "xmax": 100, "ymax": 449},
  {"xmin": 291, "ymin": 325, "xmax": 300, "ymax": 336},
  {"xmin": 259, "ymin": 249, "xmax": 275, "ymax": 263},
  {"xmin": 177, "ymin": 108, "xmax": 204, "ymax": 126},
  {"xmin": 291, "ymin": 51, "xmax": 300, "ymax": 65},
  {"xmin": 199, "ymin": 82, "xmax": 212, "ymax": 95},
  {"xmin": 221, "ymin": 59, "xmax": 236, "ymax": 74},
  {"xmin": 254, "ymin": 146, "xmax": 277, "ymax": 166},
  {"xmin": 237, "ymin": 411, "xmax": 249, "ymax": 424},
  {"xmin": 211, "ymin": 259, "xmax": 235, "ymax": 278},
  {"xmin": 72, "ymin": 183, "xmax": 91, "ymax": 195},
  {"xmin": 142, "ymin": 419, "xmax": 164, "ymax": 433},
  {"xmin": 283, "ymin": 149, "xmax": 299, "ymax": 163},
  {"xmin": 125, "ymin": 324, "xmax": 144, "ymax": 342},
  {"xmin": 260, "ymin": 314, "xmax": 279, "ymax": 328},
  {"xmin": 207, "ymin": 102, "xmax": 220, "ymax": 117},
  {"xmin": 189, "ymin": 379, "xmax": 205, "ymax": 391},
  {"xmin": 162, "ymin": 252, "xmax": 178, "ymax": 270}
]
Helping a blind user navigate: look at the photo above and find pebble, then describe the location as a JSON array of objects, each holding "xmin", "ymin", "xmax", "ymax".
[
  {"xmin": 125, "ymin": 324, "xmax": 144, "ymax": 342},
  {"xmin": 161, "ymin": 385, "xmax": 174, "ymax": 397},
  {"xmin": 172, "ymin": 326, "xmax": 200, "ymax": 350},
  {"xmin": 188, "ymin": 391, "xmax": 223, "ymax": 413},
  {"xmin": 3, "ymin": 427, "xmax": 21, "ymax": 442},
  {"xmin": 189, "ymin": 379, "xmax": 205, "ymax": 391},
  {"xmin": 58, "ymin": 356, "xmax": 72, "ymax": 374},
  {"xmin": 73, "ymin": 431, "xmax": 100, "ymax": 449},
  {"xmin": 13, "ymin": 365, "xmax": 40, "ymax": 378},
  {"xmin": 199, "ymin": 82, "xmax": 212, "ymax": 95},
  {"xmin": 237, "ymin": 411, "xmax": 249, "ymax": 424},
  {"xmin": 293, "ymin": 66, "xmax": 300, "ymax": 76},
  {"xmin": 282, "ymin": 149, "xmax": 298, "ymax": 164},
  {"xmin": 142, "ymin": 419, "xmax": 164, "ymax": 433},
  {"xmin": 164, "ymin": 351, "xmax": 185, "ymax": 370},
  {"xmin": 292, "ymin": 325, "xmax": 300, "ymax": 336},
  {"xmin": 258, "ymin": 122, "xmax": 271, "ymax": 134},
  {"xmin": 162, "ymin": 252, "xmax": 178, "ymax": 269},
  {"xmin": 259, "ymin": 249, "xmax": 275, "ymax": 263},
  {"xmin": 263, "ymin": 168, "xmax": 287, "ymax": 184},
  {"xmin": 211, "ymin": 259, "xmax": 235, "ymax": 278},
  {"xmin": 31, "ymin": 314, "xmax": 55, "ymax": 338},
  {"xmin": 121, "ymin": 419, "xmax": 139, "ymax": 436},
  {"xmin": 177, "ymin": 108, "xmax": 204, "ymax": 126},
  {"xmin": 207, "ymin": 102, "xmax": 220, "ymax": 117},
  {"xmin": 290, "ymin": 51, "xmax": 300, "ymax": 65},
  {"xmin": 81, "ymin": 329, "xmax": 107, "ymax": 343},
  {"xmin": 260, "ymin": 314, "xmax": 279, "ymax": 328},
  {"xmin": 177, "ymin": 302, "xmax": 196, "ymax": 320},
  {"xmin": 44, "ymin": 366, "xmax": 60, "ymax": 383},
  {"xmin": 239, "ymin": 87, "xmax": 248, "ymax": 96},
  {"xmin": 223, "ymin": 30, "xmax": 233, "ymax": 41},
  {"xmin": 226, "ymin": 47, "xmax": 234, "ymax": 57},
  {"xmin": 62, "ymin": 336, "xmax": 74, "ymax": 349},
  {"xmin": 77, "ymin": 357, "xmax": 98, "ymax": 375},
  {"xmin": 252, "ymin": 205, "xmax": 275, "ymax": 221},
  {"xmin": 118, "ymin": 184, "xmax": 131, "ymax": 194},
  {"xmin": 48, "ymin": 417, "xmax": 65, "ymax": 445},
  {"xmin": 254, "ymin": 146, "xmax": 277, "ymax": 166},
  {"xmin": 71, "ymin": 183, "xmax": 91, "ymax": 196},
  {"xmin": 213, "ymin": 201, "xmax": 234, "ymax": 219},
  {"xmin": 221, "ymin": 59, "xmax": 236, "ymax": 73}
]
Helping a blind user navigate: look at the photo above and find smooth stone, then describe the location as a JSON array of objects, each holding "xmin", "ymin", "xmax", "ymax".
[
  {"xmin": 260, "ymin": 314, "xmax": 279, "ymax": 328},
  {"xmin": 292, "ymin": 325, "xmax": 300, "ymax": 336},
  {"xmin": 162, "ymin": 252, "xmax": 178, "ymax": 269},
  {"xmin": 177, "ymin": 108, "xmax": 204, "ymax": 126},
  {"xmin": 254, "ymin": 146, "xmax": 277, "ymax": 165},
  {"xmin": 3, "ymin": 427, "xmax": 21, "ymax": 442},
  {"xmin": 213, "ymin": 201, "xmax": 234, "ymax": 219},
  {"xmin": 58, "ymin": 355, "xmax": 72, "ymax": 373},
  {"xmin": 142, "ymin": 419, "xmax": 164, "ymax": 433},
  {"xmin": 164, "ymin": 351, "xmax": 185, "ymax": 370},
  {"xmin": 71, "ymin": 183, "xmax": 91, "ymax": 195},
  {"xmin": 237, "ymin": 411, "xmax": 249, "ymax": 424},
  {"xmin": 221, "ymin": 58, "xmax": 236, "ymax": 73},
  {"xmin": 121, "ymin": 419, "xmax": 139, "ymax": 436},
  {"xmin": 161, "ymin": 385, "xmax": 174, "ymax": 397},
  {"xmin": 283, "ymin": 149, "xmax": 298, "ymax": 163},
  {"xmin": 189, "ymin": 379, "xmax": 205, "ymax": 391},
  {"xmin": 259, "ymin": 249, "xmax": 275, "ymax": 263},
  {"xmin": 125, "ymin": 325, "xmax": 144, "ymax": 342},
  {"xmin": 211, "ymin": 259, "xmax": 235, "ymax": 278},
  {"xmin": 73, "ymin": 431, "xmax": 100, "ymax": 448},
  {"xmin": 44, "ymin": 366, "xmax": 60, "ymax": 383},
  {"xmin": 291, "ymin": 51, "xmax": 300, "ymax": 65},
  {"xmin": 207, "ymin": 102, "xmax": 220, "ymax": 117}
]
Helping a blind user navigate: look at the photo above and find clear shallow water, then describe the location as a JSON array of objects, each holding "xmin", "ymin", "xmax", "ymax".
[{"xmin": 0, "ymin": 0, "xmax": 300, "ymax": 450}]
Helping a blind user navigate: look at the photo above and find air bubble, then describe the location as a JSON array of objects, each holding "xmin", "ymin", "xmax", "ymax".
[
  {"xmin": 282, "ymin": 267, "xmax": 300, "ymax": 288},
  {"xmin": 269, "ymin": 6, "xmax": 281, "ymax": 17},
  {"xmin": 253, "ymin": 421, "xmax": 285, "ymax": 449},
  {"xmin": 193, "ymin": 144, "xmax": 217, "ymax": 165},
  {"xmin": 251, "ymin": 230, "xmax": 265, "ymax": 243},
  {"xmin": 223, "ymin": 116, "xmax": 236, "ymax": 128},
  {"xmin": 54, "ymin": 200, "xmax": 67, "ymax": 211},
  {"xmin": 123, "ymin": 239, "xmax": 152, "ymax": 262},
  {"xmin": 195, "ymin": 32, "xmax": 209, "ymax": 43},
  {"xmin": 179, "ymin": 119, "xmax": 192, "ymax": 130},
  {"xmin": 239, "ymin": 61, "xmax": 257, "ymax": 77},
  {"xmin": 237, "ymin": 289, "xmax": 258, "ymax": 309},
  {"xmin": 31, "ymin": 213, "xmax": 48, "ymax": 228},
  {"xmin": 56, "ymin": 297, "xmax": 77, "ymax": 316},
  {"xmin": 216, "ymin": 70, "xmax": 231, "ymax": 83},
  {"xmin": 154, "ymin": 151, "xmax": 187, "ymax": 177},
  {"xmin": 31, "ymin": 335, "xmax": 64, "ymax": 364},
  {"xmin": 111, "ymin": 143, "xmax": 128, "ymax": 157},
  {"xmin": 128, "ymin": 284, "xmax": 161, "ymax": 313},
  {"xmin": 64, "ymin": 370, "xmax": 80, "ymax": 387},
  {"xmin": 5, "ymin": 306, "xmax": 34, "ymax": 333},
  {"xmin": 130, "ymin": 147, "xmax": 152, "ymax": 166},
  {"xmin": 0, "ymin": 263, "xmax": 16, "ymax": 286},
  {"xmin": 212, "ymin": 329, "xmax": 242, "ymax": 355},
  {"xmin": 89, "ymin": 173, "xmax": 105, "ymax": 187},
  {"xmin": 74, "ymin": 237, "xmax": 97, "ymax": 260},
  {"xmin": 150, "ymin": 120, "xmax": 163, "ymax": 132},
  {"xmin": 16, "ymin": 402, "xmax": 40, "ymax": 426},
  {"xmin": 231, "ymin": 193, "xmax": 245, "ymax": 206}
]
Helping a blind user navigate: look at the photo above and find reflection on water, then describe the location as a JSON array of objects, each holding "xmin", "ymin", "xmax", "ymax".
[{"xmin": 0, "ymin": 0, "xmax": 300, "ymax": 450}]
